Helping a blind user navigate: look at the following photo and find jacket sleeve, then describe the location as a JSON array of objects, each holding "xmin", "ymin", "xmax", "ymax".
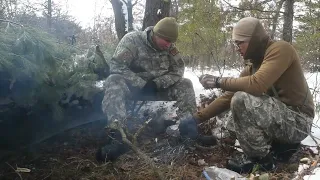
[
  {"xmin": 152, "ymin": 46, "xmax": 185, "ymax": 89},
  {"xmin": 109, "ymin": 35, "xmax": 146, "ymax": 89},
  {"xmin": 194, "ymin": 66, "xmax": 251, "ymax": 122},
  {"xmin": 220, "ymin": 42, "xmax": 294, "ymax": 96}
]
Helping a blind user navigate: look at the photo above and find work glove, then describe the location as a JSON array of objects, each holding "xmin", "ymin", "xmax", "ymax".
[
  {"xmin": 199, "ymin": 74, "xmax": 221, "ymax": 89},
  {"xmin": 178, "ymin": 115, "xmax": 199, "ymax": 140},
  {"xmin": 141, "ymin": 80, "xmax": 158, "ymax": 96}
]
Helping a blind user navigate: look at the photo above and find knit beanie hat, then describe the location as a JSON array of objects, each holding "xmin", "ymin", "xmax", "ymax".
[
  {"xmin": 232, "ymin": 17, "xmax": 267, "ymax": 42},
  {"xmin": 153, "ymin": 17, "xmax": 179, "ymax": 43}
]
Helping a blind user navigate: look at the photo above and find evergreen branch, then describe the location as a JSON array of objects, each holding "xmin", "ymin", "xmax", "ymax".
[
  {"xmin": 0, "ymin": 19, "xmax": 24, "ymax": 27},
  {"xmin": 194, "ymin": 32, "xmax": 223, "ymax": 77}
]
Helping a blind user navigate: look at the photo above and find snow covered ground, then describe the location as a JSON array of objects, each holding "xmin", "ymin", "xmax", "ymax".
[{"xmin": 183, "ymin": 67, "xmax": 320, "ymax": 179}]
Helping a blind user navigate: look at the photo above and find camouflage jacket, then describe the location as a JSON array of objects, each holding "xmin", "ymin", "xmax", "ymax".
[{"xmin": 109, "ymin": 27, "xmax": 184, "ymax": 89}]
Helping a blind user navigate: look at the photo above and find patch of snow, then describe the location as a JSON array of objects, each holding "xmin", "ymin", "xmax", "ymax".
[{"xmin": 303, "ymin": 167, "xmax": 320, "ymax": 180}]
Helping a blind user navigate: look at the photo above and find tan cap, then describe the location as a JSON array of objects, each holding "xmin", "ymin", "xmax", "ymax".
[{"xmin": 232, "ymin": 17, "xmax": 267, "ymax": 42}]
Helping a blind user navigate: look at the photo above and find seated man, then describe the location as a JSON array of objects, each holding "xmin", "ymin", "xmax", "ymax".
[
  {"xmin": 96, "ymin": 17, "xmax": 197, "ymax": 162},
  {"xmin": 179, "ymin": 17, "xmax": 314, "ymax": 173}
]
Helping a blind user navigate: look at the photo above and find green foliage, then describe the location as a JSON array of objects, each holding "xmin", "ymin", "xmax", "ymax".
[
  {"xmin": 295, "ymin": 0, "xmax": 320, "ymax": 68},
  {"xmin": 0, "ymin": 21, "xmax": 102, "ymax": 121},
  {"xmin": 177, "ymin": 0, "xmax": 237, "ymax": 70}
]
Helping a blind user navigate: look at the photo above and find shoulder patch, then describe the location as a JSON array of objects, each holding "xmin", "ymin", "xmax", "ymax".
[
  {"xmin": 169, "ymin": 47, "xmax": 179, "ymax": 56},
  {"xmin": 116, "ymin": 48, "xmax": 133, "ymax": 60}
]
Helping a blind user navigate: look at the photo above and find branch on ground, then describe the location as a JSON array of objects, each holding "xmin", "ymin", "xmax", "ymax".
[{"xmin": 110, "ymin": 120, "xmax": 165, "ymax": 180}]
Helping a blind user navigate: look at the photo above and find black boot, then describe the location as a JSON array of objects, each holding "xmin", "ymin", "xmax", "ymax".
[
  {"xmin": 271, "ymin": 142, "xmax": 300, "ymax": 162},
  {"xmin": 95, "ymin": 142, "xmax": 130, "ymax": 162},
  {"xmin": 226, "ymin": 152, "xmax": 275, "ymax": 174},
  {"xmin": 95, "ymin": 129, "xmax": 130, "ymax": 162},
  {"xmin": 197, "ymin": 135, "xmax": 218, "ymax": 146}
]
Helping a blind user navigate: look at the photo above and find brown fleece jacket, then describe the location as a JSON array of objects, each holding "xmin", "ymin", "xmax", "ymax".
[{"xmin": 195, "ymin": 40, "xmax": 315, "ymax": 121}]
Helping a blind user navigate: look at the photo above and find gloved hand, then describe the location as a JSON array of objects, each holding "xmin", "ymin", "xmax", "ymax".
[
  {"xmin": 141, "ymin": 81, "xmax": 158, "ymax": 96},
  {"xmin": 199, "ymin": 74, "xmax": 221, "ymax": 89},
  {"xmin": 178, "ymin": 115, "xmax": 199, "ymax": 140}
]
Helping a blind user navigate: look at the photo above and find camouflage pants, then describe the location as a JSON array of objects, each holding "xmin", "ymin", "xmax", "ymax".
[
  {"xmin": 226, "ymin": 91, "xmax": 313, "ymax": 158},
  {"xmin": 102, "ymin": 74, "xmax": 197, "ymax": 125}
]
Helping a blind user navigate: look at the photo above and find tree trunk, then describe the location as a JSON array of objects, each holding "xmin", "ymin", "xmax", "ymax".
[
  {"xmin": 170, "ymin": 0, "xmax": 179, "ymax": 18},
  {"xmin": 270, "ymin": 0, "xmax": 286, "ymax": 39},
  {"xmin": 111, "ymin": 0, "xmax": 127, "ymax": 40},
  {"xmin": 0, "ymin": 0, "xmax": 4, "ymax": 19},
  {"xmin": 47, "ymin": 0, "xmax": 52, "ymax": 30},
  {"xmin": 126, "ymin": 0, "xmax": 134, "ymax": 32},
  {"xmin": 142, "ymin": 0, "xmax": 171, "ymax": 30},
  {"xmin": 282, "ymin": 0, "xmax": 294, "ymax": 43}
]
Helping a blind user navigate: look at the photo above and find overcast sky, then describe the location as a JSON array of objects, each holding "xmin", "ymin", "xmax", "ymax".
[
  {"xmin": 51, "ymin": 0, "xmax": 303, "ymax": 29},
  {"xmin": 54, "ymin": 0, "xmax": 113, "ymax": 28}
]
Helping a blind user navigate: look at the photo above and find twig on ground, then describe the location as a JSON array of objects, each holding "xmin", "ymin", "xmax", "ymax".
[
  {"xmin": 195, "ymin": 144, "xmax": 215, "ymax": 151},
  {"xmin": 42, "ymin": 170, "xmax": 53, "ymax": 180},
  {"xmin": 68, "ymin": 157, "xmax": 98, "ymax": 169},
  {"xmin": 114, "ymin": 123, "xmax": 165, "ymax": 180},
  {"xmin": 133, "ymin": 118, "xmax": 152, "ymax": 146},
  {"xmin": 5, "ymin": 162, "xmax": 22, "ymax": 180},
  {"xmin": 135, "ymin": 101, "xmax": 147, "ymax": 115}
]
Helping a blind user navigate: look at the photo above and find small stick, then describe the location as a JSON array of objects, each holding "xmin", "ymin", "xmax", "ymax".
[
  {"xmin": 113, "ymin": 122, "xmax": 165, "ymax": 180},
  {"xmin": 5, "ymin": 162, "xmax": 22, "ymax": 180},
  {"xmin": 133, "ymin": 118, "xmax": 152, "ymax": 146}
]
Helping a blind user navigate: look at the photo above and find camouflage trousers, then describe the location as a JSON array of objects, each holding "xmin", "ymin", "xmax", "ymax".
[
  {"xmin": 102, "ymin": 74, "xmax": 197, "ymax": 125},
  {"xmin": 225, "ymin": 91, "xmax": 313, "ymax": 158}
]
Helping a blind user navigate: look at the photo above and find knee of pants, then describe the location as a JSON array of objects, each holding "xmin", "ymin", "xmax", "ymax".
[
  {"xmin": 230, "ymin": 91, "xmax": 248, "ymax": 110},
  {"xmin": 177, "ymin": 78, "xmax": 193, "ymax": 88},
  {"xmin": 104, "ymin": 74, "xmax": 127, "ymax": 87}
]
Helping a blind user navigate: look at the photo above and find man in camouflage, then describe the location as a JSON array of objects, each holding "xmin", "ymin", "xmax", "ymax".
[
  {"xmin": 179, "ymin": 17, "xmax": 315, "ymax": 173},
  {"xmin": 96, "ymin": 17, "xmax": 197, "ymax": 162}
]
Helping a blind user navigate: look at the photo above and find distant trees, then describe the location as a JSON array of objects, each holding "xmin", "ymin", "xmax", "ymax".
[
  {"xmin": 110, "ymin": 0, "xmax": 172, "ymax": 40},
  {"xmin": 142, "ymin": 0, "xmax": 171, "ymax": 30}
]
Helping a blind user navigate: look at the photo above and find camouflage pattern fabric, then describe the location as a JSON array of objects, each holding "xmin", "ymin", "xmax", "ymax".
[
  {"xmin": 102, "ymin": 74, "xmax": 196, "ymax": 126},
  {"xmin": 107, "ymin": 27, "xmax": 184, "ymax": 90},
  {"xmin": 102, "ymin": 27, "xmax": 197, "ymax": 125},
  {"xmin": 225, "ymin": 91, "xmax": 313, "ymax": 158}
]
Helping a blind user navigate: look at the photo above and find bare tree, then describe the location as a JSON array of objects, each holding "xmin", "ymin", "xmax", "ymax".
[
  {"xmin": 270, "ymin": 0, "xmax": 286, "ymax": 39},
  {"xmin": 110, "ymin": 0, "xmax": 127, "ymax": 40},
  {"xmin": 170, "ymin": 0, "xmax": 179, "ymax": 18},
  {"xmin": 47, "ymin": 0, "xmax": 52, "ymax": 30},
  {"xmin": 142, "ymin": 0, "xmax": 171, "ymax": 30},
  {"xmin": 122, "ymin": 0, "xmax": 139, "ymax": 32},
  {"xmin": 1, "ymin": 0, "xmax": 18, "ymax": 19},
  {"xmin": 282, "ymin": 0, "xmax": 294, "ymax": 43}
]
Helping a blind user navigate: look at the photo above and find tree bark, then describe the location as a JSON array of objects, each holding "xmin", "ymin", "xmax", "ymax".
[
  {"xmin": 47, "ymin": 0, "xmax": 52, "ymax": 30},
  {"xmin": 126, "ymin": 0, "xmax": 134, "ymax": 32},
  {"xmin": 270, "ymin": 0, "xmax": 285, "ymax": 39},
  {"xmin": 170, "ymin": 0, "xmax": 179, "ymax": 18},
  {"xmin": 142, "ymin": 0, "xmax": 171, "ymax": 30},
  {"xmin": 111, "ymin": 0, "xmax": 127, "ymax": 40},
  {"xmin": 282, "ymin": 0, "xmax": 294, "ymax": 43}
]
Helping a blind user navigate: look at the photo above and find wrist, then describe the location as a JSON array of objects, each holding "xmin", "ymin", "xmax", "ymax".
[{"xmin": 215, "ymin": 77, "xmax": 221, "ymax": 88}]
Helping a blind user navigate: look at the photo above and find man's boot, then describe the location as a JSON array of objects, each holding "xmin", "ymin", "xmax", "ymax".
[
  {"xmin": 211, "ymin": 128, "xmax": 237, "ymax": 147},
  {"xmin": 197, "ymin": 135, "xmax": 218, "ymax": 146},
  {"xmin": 95, "ymin": 129, "xmax": 130, "ymax": 162},
  {"xmin": 226, "ymin": 152, "xmax": 275, "ymax": 174},
  {"xmin": 271, "ymin": 141, "xmax": 301, "ymax": 162}
]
